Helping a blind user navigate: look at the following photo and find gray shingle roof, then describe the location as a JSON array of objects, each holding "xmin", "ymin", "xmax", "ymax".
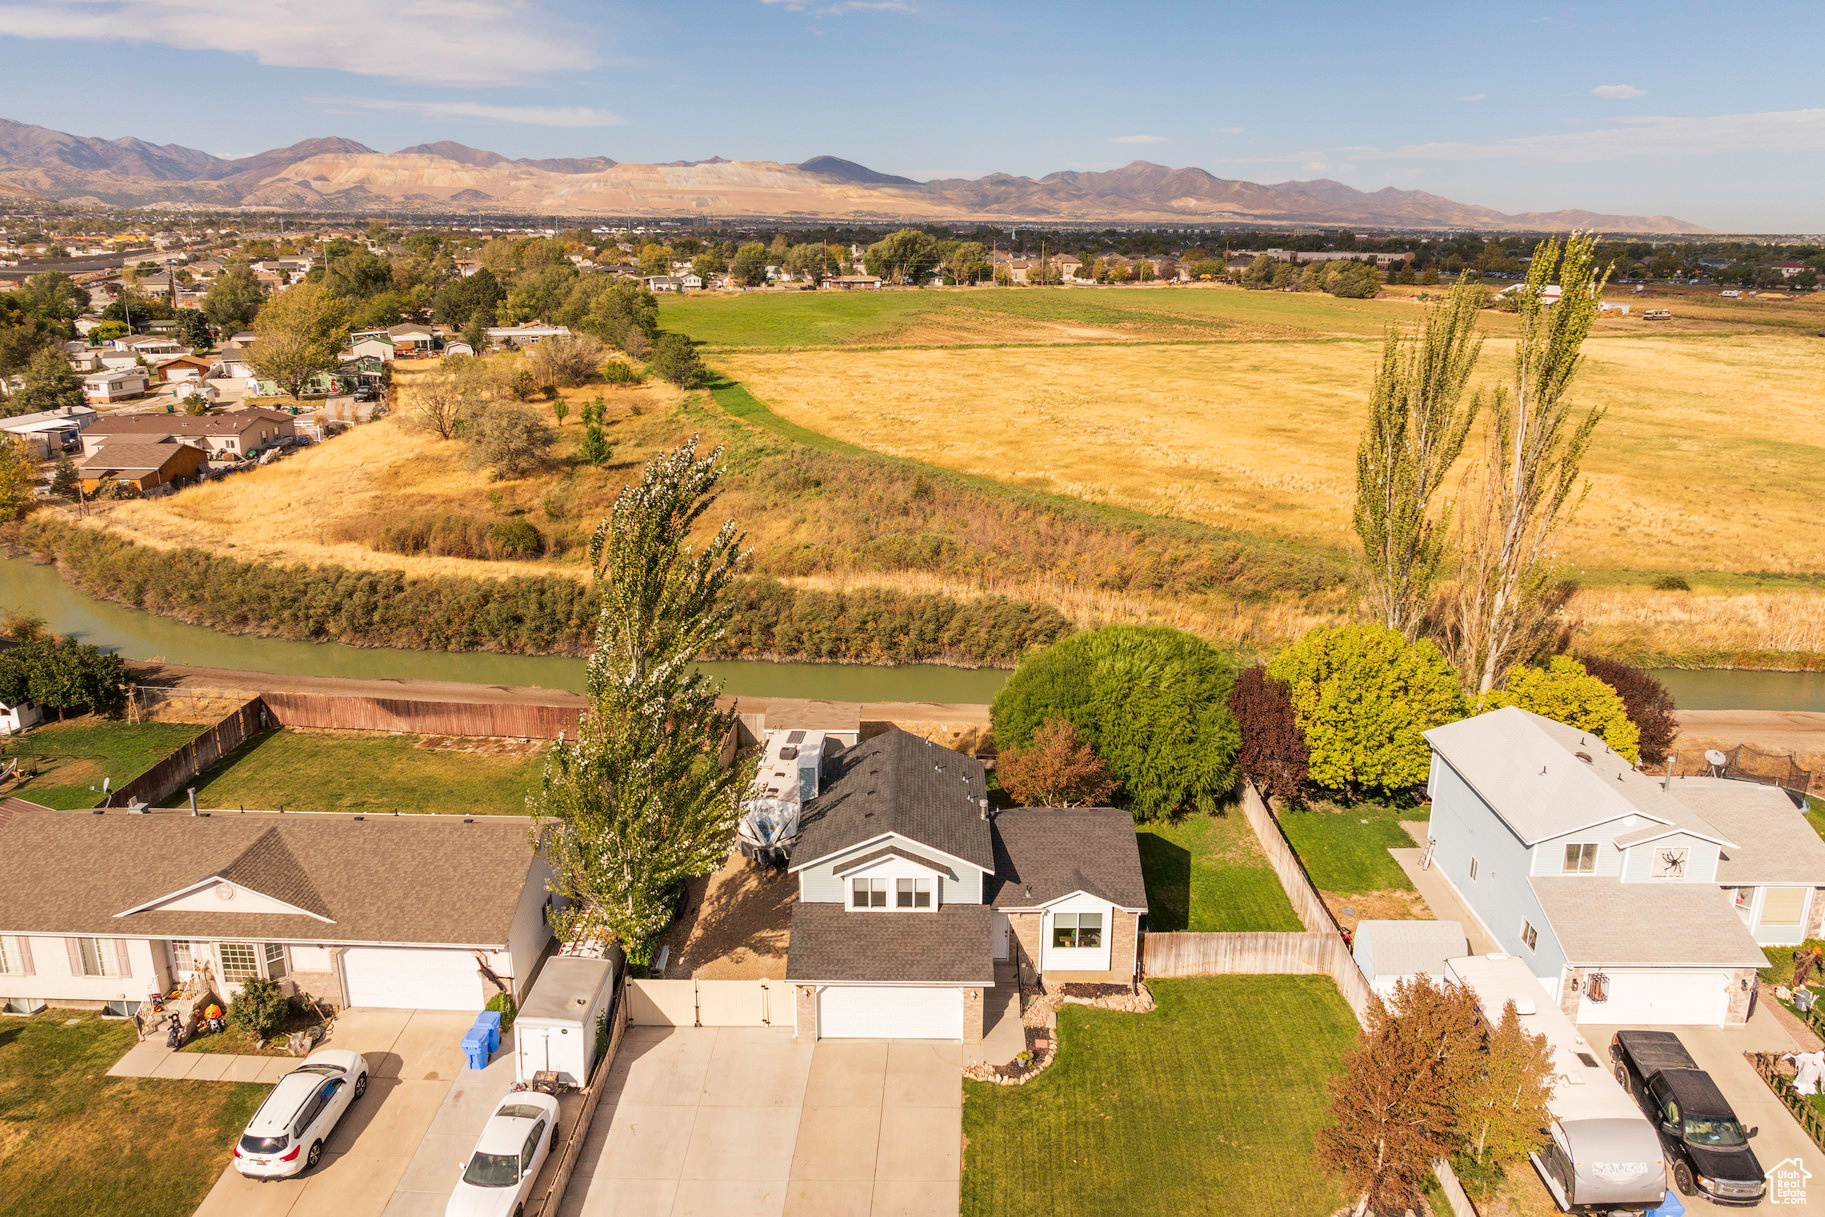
[
  {"xmin": 1353, "ymin": 919, "xmax": 1467, "ymax": 979},
  {"xmin": 79, "ymin": 441, "xmax": 193, "ymax": 475},
  {"xmin": 0, "ymin": 807, "xmax": 540, "ymax": 947},
  {"xmin": 793, "ymin": 730, "xmax": 992, "ymax": 873},
  {"xmin": 985, "ymin": 807, "xmax": 1148, "ymax": 911},
  {"xmin": 785, "ymin": 901, "xmax": 994, "ymax": 984},
  {"xmin": 1665, "ymin": 777, "xmax": 1825, "ymax": 885},
  {"xmin": 1529, "ymin": 876, "xmax": 1766, "ymax": 967}
]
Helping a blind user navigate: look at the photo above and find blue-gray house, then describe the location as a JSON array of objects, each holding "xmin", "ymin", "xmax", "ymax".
[{"xmin": 1421, "ymin": 707, "xmax": 1825, "ymax": 1026}]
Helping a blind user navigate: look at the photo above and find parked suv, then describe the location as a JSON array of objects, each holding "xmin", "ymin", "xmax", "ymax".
[
  {"xmin": 1611, "ymin": 1030, "xmax": 1765, "ymax": 1206},
  {"xmin": 233, "ymin": 1049, "xmax": 369, "ymax": 1179}
]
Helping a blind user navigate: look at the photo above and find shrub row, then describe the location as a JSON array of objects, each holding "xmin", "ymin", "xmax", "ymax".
[
  {"xmin": 19, "ymin": 516, "xmax": 1068, "ymax": 667},
  {"xmin": 334, "ymin": 512, "xmax": 554, "ymax": 561}
]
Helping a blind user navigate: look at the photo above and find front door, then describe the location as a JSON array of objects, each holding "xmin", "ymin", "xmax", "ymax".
[{"xmin": 992, "ymin": 911, "xmax": 1011, "ymax": 962}]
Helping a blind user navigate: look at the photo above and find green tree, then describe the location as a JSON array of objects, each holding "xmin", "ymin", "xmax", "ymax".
[
  {"xmin": 863, "ymin": 229, "xmax": 942, "ymax": 284},
  {"xmin": 0, "ymin": 435, "xmax": 38, "ymax": 519},
  {"xmin": 227, "ymin": 976, "xmax": 289, "ymax": 1040},
  {"xmin": 728, "ymin": 242, "xmax": 770, "ymax": 288},
  {"xmin": 1267, "ymin": 624, "xmax": 1466, "ymax": 794},
  {"xmin": 553, "ymin": 399, "xmax": 570, "ymax": 427},
  {"xmin": 1449, "ymin": 233, "xmax": 1610, "ymax": 693},
  {"xmin": 1353, "ymin": 281, "xmax": 1483, "ymax": 639},
  {"xmin": 48, "ymin": 452, "xmax": 79, "ymax": 498},
  {"xmin": 648, "ymin": 333, "xmax": 707, "ymax": 388},
  {"xmin": 173, "ymin": 307, "xmax": 211, "ymax": 350},
  {"xmin": 1480, "ymin": 656, "xmax": 1641, "ymax": 762},
  {"xmin": 533, "ymin": 439, "xmax": 748, "ymax": 962},
  {"xmin": 0, "ymin": 634, "xmax": 130, "ymax": 716},
  {"xmin": 783, "ymin": 242, "xmax": 834, "ymax": 286},
  {"xmin": 432, "ymin": 266, "xmax": 504, "ymax": 328},
  {"xmin": 690, "ymin": 251, "xmax": 726, "ymax": 283},
  {"xmin": 249, "ymin": 282, "xmax": 349, "ymax": 400},
  {"xmin": 7, "ymin": 348, "xmax": 84, "ymax": 415},
  {"xmin": 15, "ymin": 272, "xmax": 87, "ymax": 323},
  {"xmin": 578, "ymin": 422, "xmax": 613, "ymax": 465},
  {"xmin": 941, "ymin": 240, "xmax": 991, "ymax": 285},
  {"xmin": 992, "ymin": 625, "xmax": 1241, "ymax": 819}
]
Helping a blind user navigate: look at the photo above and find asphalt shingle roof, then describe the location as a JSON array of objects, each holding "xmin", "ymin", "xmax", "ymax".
[
  {"xmin": 985, "ymin": 807, "xmax": 1148, "ymax": 911},
  {"xmin": 1665, "ymin": 777, "xmax": 1825, "ymax": 885},
  {"xmin": 0, "ymin": 807, "xmax": 540, "ymax": 947},
  {"xmin": 1353, "ymin": 919, "xmax": 1467, "ymax": 979},
  {"xmin": 79, "ymin": 442, "xmax": 192, "ymax": 475},
  {"xmin": 1529, "ymin": 876, "xmax": 1766, "ymax": 967},
  {"xmin": 785, "ymin": 901, "xmax": 994, "ymax": 984},
  {"xmin": 793, "ymin": 730, "xmax": 992, "ymax": 873}
]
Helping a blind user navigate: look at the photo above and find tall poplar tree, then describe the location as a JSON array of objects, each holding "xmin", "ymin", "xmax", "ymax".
[
  {"xmin": 1352, "ymin": 281, "xmax": 1483, "ymax": 639},
  {"xmin": 533, "ymin": 438, "xmax": 749, "ymax": 962},
  {"xmin": 1449, "ymin": 232, "xmax": 1610, "ymax": 693}
]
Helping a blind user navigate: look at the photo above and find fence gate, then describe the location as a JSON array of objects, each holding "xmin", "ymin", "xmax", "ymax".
[{"xmin": 627, "ymin": 978, "xmax": 776, "ymax": 1027}]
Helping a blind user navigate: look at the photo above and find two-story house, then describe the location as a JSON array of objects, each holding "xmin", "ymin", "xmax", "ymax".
[
  {"xmin": 783, "ymin": 729, "xmax": 1147, "ymax": 1042},
  {"xmin": 1423, "ymin": 707, "xmax": 1825, "ymax": 1026}
]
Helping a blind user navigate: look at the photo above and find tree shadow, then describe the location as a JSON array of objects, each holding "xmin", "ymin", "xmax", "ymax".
[{"xmin": 1136, "ymin": 832, "xmax": 1191, "ymax": 933}]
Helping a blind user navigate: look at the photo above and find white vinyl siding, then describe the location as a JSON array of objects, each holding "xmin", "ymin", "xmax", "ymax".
[
  {"xmin": 797, "ymin": 837, "xmax": 981, "ymax": 904},
  {"xmin": 1619, "ymin": 833, "xmax": 1720, "ymax": 883},
  {"xmin": 1042, "ymin": 894, "xmax": 1114, "ymax": 974},
  {"xmin": 816, "ymin": 985, "xmax": 963, "ymax": 1039}
]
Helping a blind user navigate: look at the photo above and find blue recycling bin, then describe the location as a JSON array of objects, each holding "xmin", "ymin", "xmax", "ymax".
[
  {"xmin": 460, "ymin": 1027, "xmax": 491, "ymax": 1070},
  {"xmin": 1645, "ymin": 1192, "xmax": 1685, "ymax": 1217},
  {"xmin": 474, "ymin": 1010, "xmax": 503, "ymax": 1052}
]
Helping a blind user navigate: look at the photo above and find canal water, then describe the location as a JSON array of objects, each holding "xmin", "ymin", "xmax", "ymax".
[
  {"xmin": 0, "ymin": 555, "xmax": 1011, "ymax": 703},
  {"xmin": 4, "ymin": 556, "xmax": 1820, "ymax": 710}
]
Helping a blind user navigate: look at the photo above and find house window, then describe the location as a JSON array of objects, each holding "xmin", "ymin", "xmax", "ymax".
[
  {"xmin": 849, "ymin": 878, "xmax": 888, "ymax": 910},
  {"xmin": 75, "ymin": 937, "xmax": 119, "ymax": 978},
  {"xmin": 1651, "ymin": 847, "xmax": 1689, "ymax": 880},
  {"xmin": 1761, "ymin": 887, "xmax": 1807, "ymax": 927},
  {"xmin": 220, "ymin": 942, "xmax": 261, "ymax": 983},
  {"xmin": 1521, "ymin": 921, "xmax": 1538, "ymax": 952},
  {"xmin": 895, "ymin": 878, "xmax": 934, "ymax": 909},
  {"xmin": 1562, "ymin": 843, "xmax": 1598, "ymax": 874},
  {"xmin": 1732, "ymin": 888, "xmax": 1752, "ymax": 910},
  {"xmin": 0, "ymin": 937, "xmax": 19, "ymax": 975},
  {"xmin": 264, "ymin": 943, "xmax": 287, "ymax": 977},
  {"xmin": 1469, "ymin": 857, "xmax": 1479, "ymax": 881},
  {"xmin": 1053, "ymin": 912, "xmax": 1103, "ymax": 950}
]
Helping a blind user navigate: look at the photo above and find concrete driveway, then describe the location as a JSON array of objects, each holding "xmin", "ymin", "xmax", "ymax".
[
  {"xmin": 1585, "ymin": 1006, "xmax": 1820, "ymax": 1213},
  {"xmin": 559, "ymin": 1028, "xmax": 961, "ymax": 1217},
  {"xmin": 193, "ymin": 1009, "xmax": 477, "ymax": 1217}
]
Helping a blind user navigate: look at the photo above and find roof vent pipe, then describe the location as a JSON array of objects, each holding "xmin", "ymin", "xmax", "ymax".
[
  {"xmin": 979, "ymin": 797, "xmax": 989, "ymax": 820},
  {"xmin": 188, "ymin": 787, "xmax": 198, "ymax": 816}
]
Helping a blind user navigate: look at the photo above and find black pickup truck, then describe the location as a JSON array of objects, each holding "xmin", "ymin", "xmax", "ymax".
[{"xmin": 1610, "ymin": 1030, "xmax": 1766, "ymax": 1206}]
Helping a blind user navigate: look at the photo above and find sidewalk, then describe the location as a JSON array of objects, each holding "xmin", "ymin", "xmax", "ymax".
[
  {"xmin": 107, "ymin": 1036, "xmax": 297, "ymax": 1083},
  {"xmin": 1390, "ymin": 821, "xmax": 1500, "ymax": 955}
]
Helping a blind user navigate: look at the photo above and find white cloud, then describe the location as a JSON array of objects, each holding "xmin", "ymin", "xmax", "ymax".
[
  {"xmin": 0, "ymin": 0, "xmax": 593, "ymax": 87},
  {"xmin": 1592, "ymin": 84, "xmax": 1647, "ymax": 99},
  {"xmin": 1380, "ymin": 109, "xmax": 1825, "ymax": 164},
  {"xmin": 1216, "ymin": 125, "xmax": 1245, "ymax": 134},
  {"xmin": 1459, "ymin": 93, "xmax": 1487, "ymax": 102},
  {"xmin": 1109, "ymin": 134, "xmax": 1168, "ymax": 144},
  {"xmin": 313, "ymin": 96, "xmax": 626, "ymax": 128}
]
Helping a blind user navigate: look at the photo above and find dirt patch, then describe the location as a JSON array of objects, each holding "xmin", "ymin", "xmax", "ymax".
[
  {"xmin": 656, "ymin": 850, "xmax": 793, "ymax": 979},
  {"xmin": 1322, "ymin": 889, "xmax": 1432, "ymax": 932},
  {"xmin": 415, "ymin": 735, "xmax": 547, "ymax": 758}
]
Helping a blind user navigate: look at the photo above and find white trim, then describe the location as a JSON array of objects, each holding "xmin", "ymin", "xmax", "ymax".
[
  {"xmin": 2, "ymin": 930, "xmax": 511, "ymax": 951},
  {"xmin": 833, "ymin": 850, "xmax": 949, "ymax": 879},
  {"xmin": 789, "ymin": 831, "xmax": 988, "ymax": 879},
  {"xmin": 993, "ymin": 887, "xmax": 1146, "ymax": 915},
  {"xmin": 114, "ymin": 876, "xmax": 335, "ymax": 923}
]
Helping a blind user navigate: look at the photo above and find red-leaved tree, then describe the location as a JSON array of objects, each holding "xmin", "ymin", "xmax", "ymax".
[
  {"xmin": 1228, "ymin": 663, "xmax": 1311, "ymax": 801},
  {"xmin": 1576, "ymin": 654, "xmax": 1678, "ymax": 765},
  {"xmin": 996, "ymin": 717, "xmax": 1116, "ymax": 807}
]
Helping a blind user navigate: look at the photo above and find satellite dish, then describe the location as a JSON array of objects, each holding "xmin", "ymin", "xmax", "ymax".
[{"xmin": 1704, "ymin": 749, "xmax": 1728, "ymax": 767}]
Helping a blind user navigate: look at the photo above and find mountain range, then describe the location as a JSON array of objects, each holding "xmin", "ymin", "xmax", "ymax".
[{"xmin": 0, "ymin": 118, "xmax": 1709, "ymax": 234}]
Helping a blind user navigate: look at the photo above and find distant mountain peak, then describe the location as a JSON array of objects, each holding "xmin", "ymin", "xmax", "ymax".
[{"xmin": 797, "ymin": 156, "xmax": 921, "ymax": 187}]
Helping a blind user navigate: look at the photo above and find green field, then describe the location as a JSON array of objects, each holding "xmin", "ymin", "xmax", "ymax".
[
  {"xmin": 171, "ymin": 729, "xmax": 546, "ymax": 815},
  {"xmin": 0, "ymin": 1012, "xmax": 265, "ymax": 1217},
  {"xmin": 1277, "ymin": 800, "xmax": 1422, "ymax": 895},
  {"xmin": 962, "ymin": 975, "xmax": 1356, "ymax": 1217},
  {"xmin": 3, "ymin": 718, "xmax": 204, "ymax": 809},
  {"xmin": 1135, "ymin": 812, "xmax": 1303, "ymax": 932}
]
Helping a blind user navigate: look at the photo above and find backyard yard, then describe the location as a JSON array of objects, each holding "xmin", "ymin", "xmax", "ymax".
[
  {"xmin": 1135, "ymin": 811, "xmax": 1302, "ymax": 932},
  {"xmin": 169, "ymin": 729, "xmax": 546, "ymax": 815},
  {"xmin": 0, "ymin": 1012, "xmax": 265, "ymax": 1217},
  {"xmin": 0, "ymin": 717, "xmax": 203, "ymax": 809},
  {"xmin": 1277, "ymin": 799, "xmax": 1429, "ymax": 928},
  {"xmin": 961, "ymin": 975, "xmax": 1356, "ymax": 1217}
]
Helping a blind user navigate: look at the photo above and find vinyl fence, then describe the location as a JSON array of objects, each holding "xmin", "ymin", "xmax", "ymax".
[{"xmin": 627, "ymin": 978, "xmax": 781, "ymax": 1028}]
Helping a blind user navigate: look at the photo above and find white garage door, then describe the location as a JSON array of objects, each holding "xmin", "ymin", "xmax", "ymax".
[
  {"xmin": 818, "ymin": 985, "xmax": 963, "ymax": 1039},
  {"xmin": 342, "ymin": 947, "xmax": 485, "ymax": 1010},
  {"xmin": 1577, "ymin": 969, "xmax": 1730, "ymax": 1026}
]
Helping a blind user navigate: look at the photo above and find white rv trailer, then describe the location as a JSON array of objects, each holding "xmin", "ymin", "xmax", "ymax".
[{"xmin": 1446, "ymin": 954, "xmax": 1667, "ymax": 1215}]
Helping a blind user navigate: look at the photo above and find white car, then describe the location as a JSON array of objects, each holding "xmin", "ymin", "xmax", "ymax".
[
  {"xmin": 233, "ymin": 1048, "xmax": 369, "ymax": 1179},
  {"xmin": 446, "ymin": 1092, "xmax": 562, "ymax": 1217}
]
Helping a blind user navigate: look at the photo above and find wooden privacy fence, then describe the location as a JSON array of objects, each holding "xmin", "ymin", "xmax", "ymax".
[
  {"xmin": 1141, "ymin": 930, "xmax": 1374, "ymax": 1021},
  {"xmin": 258, "ymin": 690, "xmax": 583, "ymax": 739},
  {"xmin": 103, "ymin": 697, "xmax": 265, "ymax": 808},
  {"xmin": 1238, "ymin": 780, "xmax": 1340, "ymax": 935}
]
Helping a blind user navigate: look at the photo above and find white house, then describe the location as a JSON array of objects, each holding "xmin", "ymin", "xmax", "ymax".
[
  {"xmin": 0, "ymin": 699, "xmax": 42, "ymax": 734},
  {"xmin": 0, "ymin": 801, "xmax": 555, "ymax": 1016},
  {"xmin": 484, "ymin": 324, "xmax": 571, "ymax": 348},
  {"xmin": 1422, "ymin": 707, "xmax": 1825, "ymax": 1026},
  {"xmin": 83, "ymin": 368, "xmax": 149, "ymax": 403},
  {"xmin": 347, "ymin": 336, "xmax": 395, "ymax": 364}
]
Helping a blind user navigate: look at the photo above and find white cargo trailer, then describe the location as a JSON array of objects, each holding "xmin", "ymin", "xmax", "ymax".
[{"xmin": 514, "ymin": 955, "xmax": 618, "ymax": 1088}]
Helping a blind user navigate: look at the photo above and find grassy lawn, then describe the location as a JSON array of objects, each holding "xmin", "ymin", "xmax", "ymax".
[
  {"xmin": 1, "ymin": 718, "xmax": 203, "ymax": 809},
  {"xmin": 171, "ymin": 729, "xmax": 546, "ymax": 815},
  {"xmin": 1135, "ymin": 812, "xmax": 1302, "ymax": 932},
  {"xmin": 1277, "ymin": 798, "xmax": 1422, "ymax": 895},
  {"xmin": 962, "ymin": 975, "xmax": 1356, "ymax": 1217},
  {"xmin": 0, "ymin": 1012, "xmax": 266, "ymax": 1217}
]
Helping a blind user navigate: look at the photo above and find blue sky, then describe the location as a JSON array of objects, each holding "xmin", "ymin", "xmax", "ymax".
[{"xmin": 0, "ymin": 0, "xmax": 1820, "ymax": 231}]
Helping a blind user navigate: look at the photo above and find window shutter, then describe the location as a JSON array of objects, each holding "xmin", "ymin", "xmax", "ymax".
[
  {"xmin": 114, "ymin": 938, "xmax": 133, "ymax": 978},
  {"xmin": 15, "ymin": 937, "xmax": 32, "ymax": 976},
  {"xmin": 66, "ymin": 937, "xmax": 82, "ymax": 974}
]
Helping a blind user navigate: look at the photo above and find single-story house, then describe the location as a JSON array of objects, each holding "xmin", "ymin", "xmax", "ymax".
[
  {"xmin": 347, "ymin": 336, "xmax": 395, "ymax": 363},
  {"xmin": 1, "ymin": 406, "xmax": 97, "ymax": 454},
  {"xmin": 153, "ymin": 353, "xmax": 213, "ymax": 383},
  {"xmin": 83, "ymin": 368, "xmax": 150, "ymax": 403},
  {"xmin": 484, "ymin": 324, "xmax": 571, "ymax": 348},
  {"xmin": 78, "ymin": 440, "xmax": 207, "ymax": 495},
  {"xmin": 784, "ymin": 729, "xmax": 1147, "ymax": 1042},
  {"xmin": 0, "ymin": 802, "xmax": 554, "ymax": 1015},
  {"xmin": 79, "ymin": 407, "xmax": 296, "ymax": 459},
  {"xmin": 116, "ymin": 334, "xmax": 186, "ymax": 358},
  {"xmin": 1352, "ymin": 920, "xmax": 1469, "ymax": 998},
  {"xmin": 1423, "ymin": 707, "xmax": 1825, "ymax": 1025},
  {"xmin": 161, "ymin": 380, "xmax": 220, "ymax": 406},
  {"xmin": 821, "ymin": 275, "xmax": 882, "ymax": 291}
]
